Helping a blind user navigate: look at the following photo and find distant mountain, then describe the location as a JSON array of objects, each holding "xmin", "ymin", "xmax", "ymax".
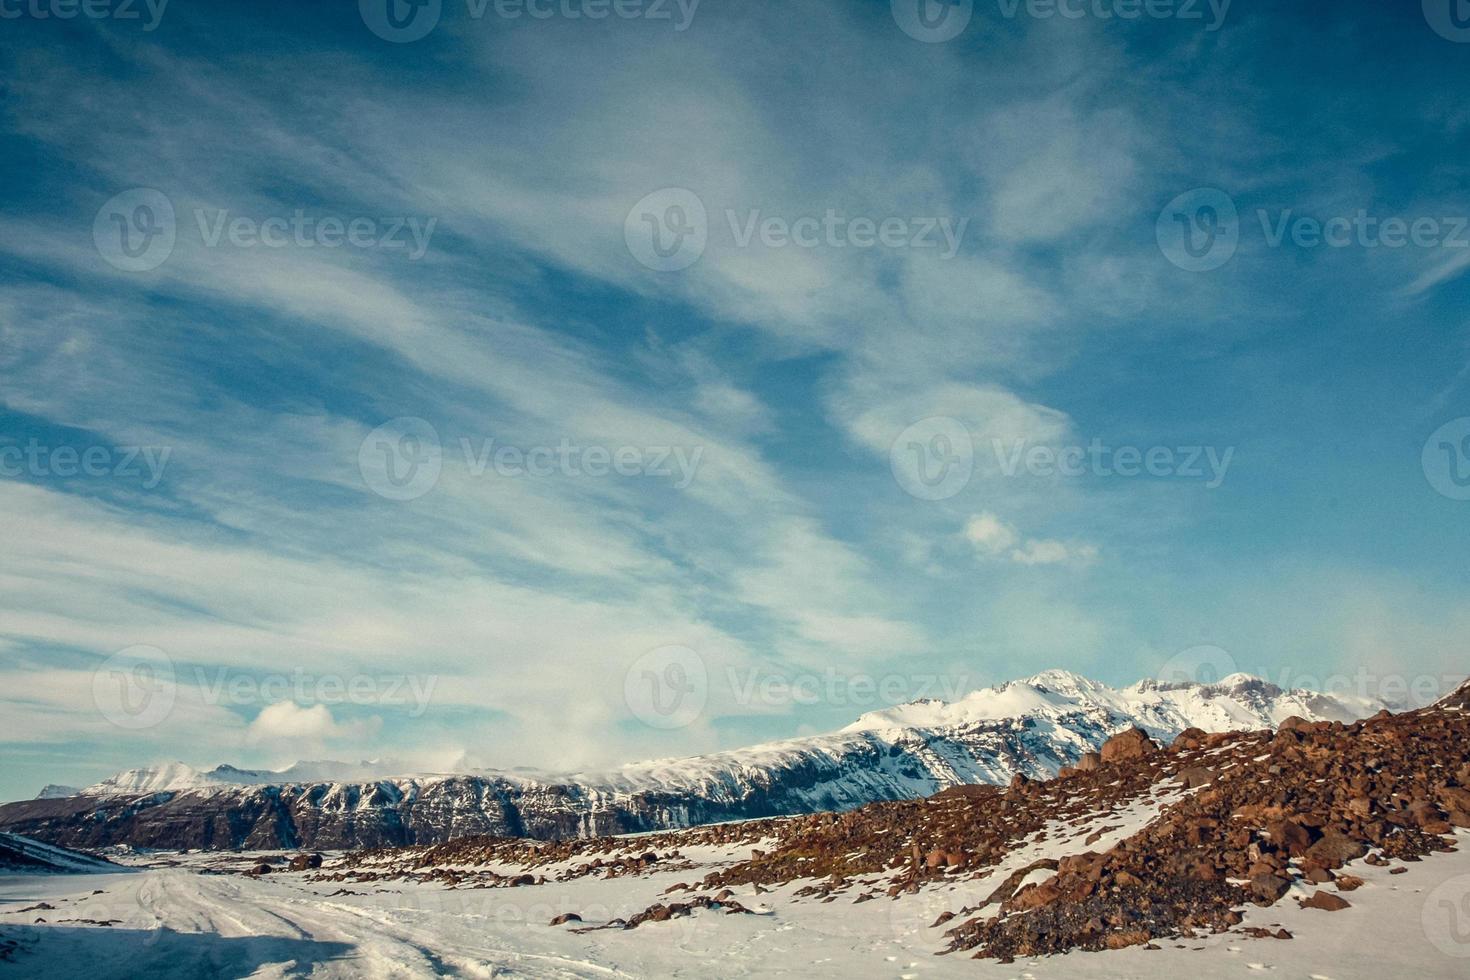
[
  {"xmin": 34, "ymin": 785, "xmax": 80, "ymax": 800},
  {"xmin": 0, "ymin": 670, "xmax": 1390, "ymax": 851}
]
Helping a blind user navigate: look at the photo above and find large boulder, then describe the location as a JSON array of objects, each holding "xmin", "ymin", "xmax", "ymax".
[
  {"xmin": 1172, "ymin": 727, "xmax": 1207, "ymax": 750},
  {"xmin": 288, "ymin": 852, "xmax": 323, "ymax": 871},
  {"xmin": 1100, "ymin": 727, "xmax": 1159, "ymax": 764},
  {"xmin": 1300, "ymin": 890, "xmax": 1351, "ymax": 911},
  {"xmin": 1304, "ymin": 831, "xmax": 1368, "ymax": 870}
]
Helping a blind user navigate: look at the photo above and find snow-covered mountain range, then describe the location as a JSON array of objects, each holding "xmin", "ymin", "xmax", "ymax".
[{"xmin": 0, "ymin": 670, "xmax": 1391, "ymax": 850}]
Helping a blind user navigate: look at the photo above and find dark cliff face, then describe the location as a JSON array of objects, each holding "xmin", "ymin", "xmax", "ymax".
[
  {"xmin": 0, "ymin": 716, "xmax": 1095, "ymax": 851},
  {"xmin": 0, "ymin": 772, "xmax": 918, "ymax": 851}
]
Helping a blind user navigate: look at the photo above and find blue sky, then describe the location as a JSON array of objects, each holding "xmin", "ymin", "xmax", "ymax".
[{"xmin": 1, "ymin": 0, "xmax": 1468, "ymax": 801}]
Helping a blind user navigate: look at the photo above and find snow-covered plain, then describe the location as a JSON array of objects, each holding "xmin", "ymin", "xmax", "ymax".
[{"xmin": 3, "ymin": 829, "xmax": 1467, "ymax": 978}]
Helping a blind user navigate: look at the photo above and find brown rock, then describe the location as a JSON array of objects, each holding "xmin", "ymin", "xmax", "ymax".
[
  {"xmin": 1172, "ymin": 727, "xmax": 1207, "ymax": 750},
  {"xmin": 1301, "ymin": 864, "xmax": 1334, "ymax": 884},
  {"xmin": 1249, "ymin": 873, "xmax": 1292, "ymax": 905},
  {"xmin": 1304, "ymin": 831, "xmax": 1368, "ymax": 870},
  {"xmin": 1177, "ymin": 767, "xmax": 1216, "ymax": 789},
  {"xmin": 288, "ymin": 853, "xmax": 323, "ymax": 872},
  {"xmin": 1437, "ymin": 787, "xmax": 1470, "ymax": 826},
  {"xmin": 1011, "ymin": 878, "xmax": 1063, "ymax": 910},
  {"xmin": 1300, "ymin": 891, "xmax": 1351, "ymax": 911},
  {"xmin": 549, "ymin": 913, "xmax": 582, "ymax": 925},
  {"xmin": 1266, "ymin": 819, "xmax": 1320, "ymax": 857},
  {"xmin": 1101, "ymin": 727, "xmax": 1158, "ymax": 763}
]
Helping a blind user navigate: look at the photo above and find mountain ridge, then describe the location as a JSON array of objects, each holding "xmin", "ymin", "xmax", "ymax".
[{"xmin": 0, "ymin": 669, "xmax": 1393, "ymax": 851}]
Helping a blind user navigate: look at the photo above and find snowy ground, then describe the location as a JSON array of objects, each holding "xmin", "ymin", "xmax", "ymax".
[{"xmin": 3, "ymin": 831, "xmax": 1469, "ymax": 978}]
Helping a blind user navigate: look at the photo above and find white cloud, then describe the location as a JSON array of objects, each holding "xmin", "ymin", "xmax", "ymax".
[
  {"xmin": 963, "ymin": 512, "xmax": 1019, "ymax": 556},
  {"xmin": 963, "ymin": 512, "xmax": 1098, "ymax": 568},
  {"xmin": 245, "ymin": 702, "xmax": 375, "ymax": 744},
  {"xmin": 1010, "ymin": 539, "xmax": 1099, "ymax": 568}
]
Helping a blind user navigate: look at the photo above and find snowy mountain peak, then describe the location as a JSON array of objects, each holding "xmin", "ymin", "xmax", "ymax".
[
  {"xmin": 1018, "ymin": 668, "xmax": 1102, "ymax": 693},
  {"xmin": 85, "ymin": 762, "xmax": 213, "ymax": 796}
]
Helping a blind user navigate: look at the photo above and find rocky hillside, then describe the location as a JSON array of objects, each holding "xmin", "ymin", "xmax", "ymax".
[{"xmin": 0, "ymin": 670, "xmax": 1390, "ymax": 851}]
